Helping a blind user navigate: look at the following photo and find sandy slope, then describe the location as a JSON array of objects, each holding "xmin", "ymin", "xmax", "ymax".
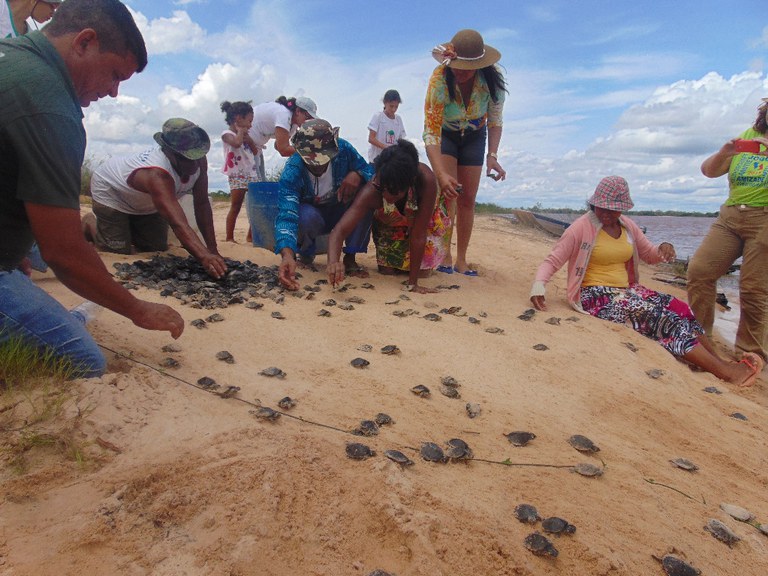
[{"xmin": 1, "ymin": 206, "xmax": 766, "ymax": 576}]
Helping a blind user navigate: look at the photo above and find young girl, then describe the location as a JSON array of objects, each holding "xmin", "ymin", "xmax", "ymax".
[
  {"xmin": 220, "ymin": 100, "xmax": 259, "ymax": 242},
  {"xmin": 367, "ymin": 89, "xmax": 406, "ymax": 164}
]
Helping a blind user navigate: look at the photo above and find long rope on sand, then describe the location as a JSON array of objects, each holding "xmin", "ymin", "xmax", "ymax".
[{"xmin": 98, "ymin": 343, "xmax": 594, "ymax": 471}]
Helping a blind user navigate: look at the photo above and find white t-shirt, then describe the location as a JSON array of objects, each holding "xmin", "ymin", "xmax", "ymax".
[
  {"xmin": 0, "ymin": 1, "xmax": 21, "ymax": 38},
  {"xmin": 367, "ymin": 111, "xmax": 406, "ymax": 162},
  {"xmin": 310, "ymin": 167, "xmax": 334, "ymax": 204},
  {"xmin": 91, "ymin": 146, "xmax": 200, "ymax": 215},
  {"xmin": 220, "ymin": 129, "xmax": 258, "ymax": 178},
  {"xmin": 248, "ymin": 101, "xmax": 293, "ymax": 148}
]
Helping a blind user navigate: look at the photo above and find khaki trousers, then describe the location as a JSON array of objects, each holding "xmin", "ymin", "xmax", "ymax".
[{"xmin": 687, "ymin": 204, "xmax": 768, "ymax": 360}]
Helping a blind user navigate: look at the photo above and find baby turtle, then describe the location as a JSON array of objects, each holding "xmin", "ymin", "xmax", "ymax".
[
  {"xmin": 205, "ymin": 313, "xmax": 224, "ymax": 322},
  {"xmin": 350, "ymin": 357, "xmax": 370, "ymax": 369},
  {"xmin": 190, "ymin": 319, "xmax": 207, "ymax": 329},
  {"xmin": 360, "ymin": 282, "xmax": 375, "ymax": 289},
  {"xmin": 346, "ymin": 296, "xmax": 365, "ymax": 304},
  {"xmin": 277, "ymin": 396, "xmax": 296, "ymax": 410},
  {"xmin": 517, "ymin": 308, "xmax": 536, "ymax": 321},
  {"xmin": 380, "ymin": 345, "xmax": 400, "ymax": 355},
  {"xmin": 384, "ymin": 450, "xmax": 414, "ymax": 466},
  {"xmin": 505, "ymin": 431, "xmax": 536, "ymax": 447},
  {"xmin": 445, "ymin": 438, "xmax": 473, "ymax": 461},
  {"xmin": 259, "ymin": 366, "xmax": 286, "ymax": 378},
  {"xmin": 423, "ymin": 313, "xmax": 442, "ymax": 322},
  {"xmin": 513, "ymin": 503, "xmax": 541, "ymax": 524},
  {"xmin": 720, "ymin": 503, "xmax": 753, "ymax": 522},
  {"xmin": 374, "ymin": 413, "xmax": 394, "ymax": 426},
  {"xmin": 440, "ymin": 375, "xmax": 460, "ymax": 387},
  {"xmin": 367, "ymin": 570, "xmax": 394, "ymax": 576},
  {"xmin": 439, "ymin": 384, "xmax": 461, "ymax": 399},
  {"xmin": 465, "ymin": 403, "xmax": 481, "ymax": 419},
  {"xmin": 160, "ymin": 357, "xmax": 180, "ymax": 369},
  {"xmin": 357, "ymin": 344, "xmax": 373, "ymax": 352},
  {"xmin": 568, "ymin": 434, "xmax": 600, "ymax": 453},
  {"xmin": 215, "ymin": 350, "xmax": 235, "ymax": 364},
  {"xmin": 161, "ymin": 343, "xmax": 182, "ymax": 353},
  {"xmin": 523, "ymin": 532, "xmax": 558, "ymax": 557},
  {"xmin": 485, "ymin": 327, "xmax": 504, "ymax": 334},
  {"xmin": 702, "ymin": 386, "xmax": 722, "ymax": 394},
  {"xmin": 338, "ymin": 303, "xmax": 355, "ymax": 311},
  {"xmin": 251, "ymin": 406, "xmax": 280, "ymax": 421},
  {"xmin": 542, "ymin": 517, "xmax": 576, "ymax": 535},
  {"xmin": 544, "ymin": 317, "xmax": 561, "ymax": 325},
  {"xmin": 669, "ymin": 457, "xmax": 698, "ymax": 472},
  {"xmin": 317, "ymin": 309, "xmax": 331, "ymax": 317},
  {"xmin": 322, "ymin": 299, "xmax": 337, "ymax": 307},
  {"xmin": 571, "ymin": 462, "xmax": 604, "ymax": 477},
  {"xmin": 352, "ymin": 420, "xmax": 379, "ymax": 437},
  {"xmin": 532, "ymin": 343, "xmax": 549, "ymax": 351},
  {"xmin": 623, "ymin": 341, "xmax": 639, "ymax": 352},
  {"xmin": 420, "ymin": 442, "xmax": 446, "ymax": 463},
  {"xmin": 216, "ymin": 385, "xmax": 240, "ymax": 399},
  {"xmin": 704, "ymin": 518, "xmax": 741, "ymax": 547},
  {"xmin": 196, "ymin": 376, "xmax": 218, "ymax": 390},
  {"xmin": 346, "ymin": 442, "xmax": 375, "ymax": 460},
  {"xmin": 245, "ymin": 301, "xmax": 264, "ymax": 310},
  {"xmin": 729, "ymin": 412, "xmax": 748, "ymax": 421},
  {"xmin": 411, "ymin": 384, "xmax": 430, "ymax": 398},
  {"xmin": 646, "ymin": 368, "xmax": 665, "ymax": 379},
  {"xmin": 654, "ymin": 555, "xmax": 701, "ymax": 576},
  {"xmin": 468, "ymin": 316, "xmax": 480, "ymax": 324}
]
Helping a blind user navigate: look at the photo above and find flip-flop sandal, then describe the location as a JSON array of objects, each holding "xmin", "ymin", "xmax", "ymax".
[
  {"xmin": 436, "ymin": 265, "xmax": 454, "ymax": 274},
  {"xmin": 738, "ymin": 352, "xmax": 764, "ymax": 387},
  {"xmin": 454, "ymin": 267, "xmax": 478, "ymax": 276}
]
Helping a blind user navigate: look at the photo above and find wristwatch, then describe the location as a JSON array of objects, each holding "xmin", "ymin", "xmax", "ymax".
[{"xmin": 487, "ymin": 152, "xmax": 498, "ymax": 159}]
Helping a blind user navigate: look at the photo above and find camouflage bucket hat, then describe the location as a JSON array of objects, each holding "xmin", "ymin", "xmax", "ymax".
[
  {"xmin": 153, "ymin": 118, "xmax": 211, "ymax": 160},
  {"xmin": 588, "ymin": 176, "xmax": 634, "ymax": 211},
  {"xmin": 292, "ymin": 119, "xmax": 339, "ymax": 166}
]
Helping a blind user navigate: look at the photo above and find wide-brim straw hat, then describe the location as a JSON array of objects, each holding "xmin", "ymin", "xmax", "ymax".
[
  {"xmin": 432, "ymin": 29, "xmax": 501, "ymax": 70},
  {"xmin": 153, "ymin": 118, "xmax": 210, "ymax": 161},
  {"xmin": 588, "ymin": 176, "xmax": 634, "ymax": 211}
]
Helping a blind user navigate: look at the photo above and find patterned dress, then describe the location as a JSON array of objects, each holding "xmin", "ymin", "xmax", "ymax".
[{"xmin": 372, "ymin": 188, "xmax": 450, "ymax": 271}]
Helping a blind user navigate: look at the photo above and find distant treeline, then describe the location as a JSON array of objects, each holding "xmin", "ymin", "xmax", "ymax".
[{"xmin": 475, "ymin": 202, "xmax": 717, "ymax": 218}]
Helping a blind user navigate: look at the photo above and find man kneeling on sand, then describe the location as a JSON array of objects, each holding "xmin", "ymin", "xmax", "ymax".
[{"xmin": 84, "ymin": 118, "xmax": 227, "ymax": 279}]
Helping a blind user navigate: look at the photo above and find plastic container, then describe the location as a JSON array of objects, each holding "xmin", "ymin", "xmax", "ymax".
[
  {"xmin": 246, "ymin": 181, "xmax": 329, "ymax": 254},
  {"xmin": 734, "ymin": 139, "xmax": 760, "ymax": 154}
]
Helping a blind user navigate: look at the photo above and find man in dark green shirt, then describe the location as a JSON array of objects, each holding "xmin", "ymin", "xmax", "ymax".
[{"xmin": 0, "ymin": 0, "xmax": 184, "ymax": 377}]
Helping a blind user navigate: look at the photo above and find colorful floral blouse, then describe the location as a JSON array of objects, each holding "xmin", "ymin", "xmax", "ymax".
[{"xmin": 422, "ymin": 65, "xmax": 505, "ymax": 147}]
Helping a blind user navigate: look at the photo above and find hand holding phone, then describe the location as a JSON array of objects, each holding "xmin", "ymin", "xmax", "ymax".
[{"xmin": 734, "ymin": 139, "xmax": 760, "ymax": 154}]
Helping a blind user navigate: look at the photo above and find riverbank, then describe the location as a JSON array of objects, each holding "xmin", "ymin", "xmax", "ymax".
[{"xmin": 0, "ymin": 207, "xmax": 765, "ymax": 575}]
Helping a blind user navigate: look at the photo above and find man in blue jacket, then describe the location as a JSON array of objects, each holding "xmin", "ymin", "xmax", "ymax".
[{"xmin": 274, "ymin": 119, "xmax": 373, "ymax": 290}]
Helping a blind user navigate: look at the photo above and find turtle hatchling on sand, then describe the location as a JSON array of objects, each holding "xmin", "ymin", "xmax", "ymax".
[
  {"xmin": 351, "ymin": 357, "xmax": 370, "ymax": 368},
  {"xmin": 411, "ymin": 384, "xmax": 430, "ymax": 398},
  {"xmin": 523, "ymin": 532, "xmax": 558, "ymax": 557},
  {"xmin": 205, "ymin": 313, "xmax": 224, "ymax": 322},
  {"xmin": 420, "ymin": 442, "xmax": 446, "ymax": 462},
  {"xmin": 423, "ymin": 313, "xmax": 442, "ymax": 322},
  {"xmin": 513, "ymin": 504, "xmax": 541, "ymax": 524},
  {"xmin": 532, "ymin": 343, "xmax": 549, "ymax": 351},
  {"xmin": 669, "ymin": 457, "xmax": 698, "ymax": 472},
  {"xmin": 720, "ymin": 503, "xmax": 754, "ymax": 522},
  {"xmin": 445, "ymin": 438, "xmax": 473, "ymax": 461},
  {"xmin": 380, "ymin": 345, "xmax": 400, "ymax": 355},
  {"xmin": 277, "ymin": 396, "xmax": 296, "ymax": 410},
  {"xmin": 568, "ymin": 434, "xmax": 600, "ymax": 453},
  {"xmin": 465, "ymin": 403, "xmax": 481, "ymax": 419},
  {"xmin": 505, "ymin": 431, "xmax": 536, "ymax": 447},
  {"xmin": 160, "ymin": 357, "xmax": 180, "ymax": 369},
  {"xmin": 271, "ymin": 311, "xmax": 285, "ymax": 320},
  {"xmin": 704, "ymin": 518, "xmax": 741, "ymax": 546},
  {"xmin": 191, "ymin": 319, "xmax": 207, "ymax": 329},
  {"xmin": 250, "ymin": 406, "xmax": 280, "ymax": 421},
  {"xmin": 517, "ymin": 308, "xmax": 536, "ymax": 321},
  {"xmin": 485, "ymin": 327, "xmax": 504, "ymax": 334},
  {"xmin": 215, "ymin": 350, "xmax": 235, "ymax": 364},
  {"xmin": 374, "ymin": 413, "xmax": 394, "ymax": 426},
  {"xmin": 196, "ymin": 376, "xmax": 218, "ymax": 390},
  {"xmin": 440, "ymin": 376, "xmax": 460, "ymax": 387},
  {"xmin": 352, "ymin": 420, "xmax": 379, "ymax": 437},
  {"xmin": 367, "ymin": 570, "xmax": 394, "ymax": 576},
  {"xmin": 571, "ymin": 462, "xmax": 604, "ymax": 477},
  {"xmin": 346, "ymin": 442, "xmax": 375, "ymax": 460},
  {"xmin": 439, "ymin": 384, "xmax": 461, "ymax": 399},
  {"xmin": 655, "ymin": 554, "xmax": 701, "ymax": 576},
  {"xmin": 542, "ymin": 517, "xmax": 576, "ymax": 535},
  {"xmin": 384, "ymin": 450, "xmax": 414, "ymax": 466},
  {"xmin": 259, "ymin": 366, "xmax": 286, "ymax": 378}
]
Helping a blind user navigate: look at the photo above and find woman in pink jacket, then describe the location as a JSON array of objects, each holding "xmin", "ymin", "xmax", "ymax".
[{"xmin": 530, "ymin": 176, "xmax": 763, "ymax": 386}]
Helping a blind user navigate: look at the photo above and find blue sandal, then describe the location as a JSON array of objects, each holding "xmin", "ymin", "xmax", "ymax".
[
  {"xmin": 454, "ymin": 267, "xmax": 478, "ymax": 276},
  {"xmin": 436, "ymin": 265, "xmax": 454, "ymax": 274}
]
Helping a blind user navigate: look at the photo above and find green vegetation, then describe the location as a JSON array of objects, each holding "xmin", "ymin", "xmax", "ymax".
[{"xmin": 0, "ymin": 334, "xmax": 90, "ymax": 474}]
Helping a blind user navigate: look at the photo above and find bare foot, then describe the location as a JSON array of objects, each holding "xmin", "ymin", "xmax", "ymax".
[{"xmin": 737, "ymin": 353, "xmax": 764, "ymax": 387}]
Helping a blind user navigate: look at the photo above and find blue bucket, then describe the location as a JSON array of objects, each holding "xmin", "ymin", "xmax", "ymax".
[{"xmin": 246, "ymin": 182, "xmax": 279, "ymax": 250}]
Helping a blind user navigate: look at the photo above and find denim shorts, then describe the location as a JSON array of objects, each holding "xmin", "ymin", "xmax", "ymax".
[{"xmin": 440, "ymin": 126, "xmax": 487, "ymax": 166}]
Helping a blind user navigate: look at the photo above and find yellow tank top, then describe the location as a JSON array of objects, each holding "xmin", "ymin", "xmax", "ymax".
[{"xmin": 582, "ymin": 228, "xmax": 633, "ymax": 287}]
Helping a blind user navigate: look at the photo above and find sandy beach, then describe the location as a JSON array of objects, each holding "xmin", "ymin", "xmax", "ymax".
[{"xmin": 1, "ymin": 203, "xmax": 766, "ymax": 576}]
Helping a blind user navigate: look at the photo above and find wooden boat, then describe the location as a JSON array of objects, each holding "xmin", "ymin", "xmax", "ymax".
[{"xmin": 511, "ymin": 210, "xmax": 570, "ymax": 237}]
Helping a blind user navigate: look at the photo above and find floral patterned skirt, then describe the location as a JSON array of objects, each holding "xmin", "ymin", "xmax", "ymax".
[
  {"xmin": 579, "ymin": 284, "xmax": 704, "ymax": 357},
  {"xmin": 372, "ymin": 197, "xmax": 450, "ymax": 271}
]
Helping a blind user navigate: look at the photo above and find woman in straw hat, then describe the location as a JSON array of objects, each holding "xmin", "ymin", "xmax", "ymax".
[
  {"xmin": 424, "ymin": 28, "xmax": 507, "ymax": 276},
  {"xmin": 530, "ymin": 176, "xmax": 763, "ymax": 387}
]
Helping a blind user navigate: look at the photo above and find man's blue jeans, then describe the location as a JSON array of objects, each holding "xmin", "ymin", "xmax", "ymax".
[
  {"xmin": 0, "ymin": 270, "xmax": 106, "ymax": 378},
  {"xmin": 297, "ymin": 202, "xmax": 372, "ymax": 259}
]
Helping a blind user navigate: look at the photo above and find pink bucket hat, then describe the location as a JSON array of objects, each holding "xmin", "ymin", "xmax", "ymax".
[{"xmin": 588, "ymin": 176, "xmax": 634, "ymax": 211}]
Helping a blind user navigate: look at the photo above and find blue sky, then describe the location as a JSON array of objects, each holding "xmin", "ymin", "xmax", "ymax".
[{"xmin": 83, "ymin": 0, "xmax": 768, "ymax": 211}]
